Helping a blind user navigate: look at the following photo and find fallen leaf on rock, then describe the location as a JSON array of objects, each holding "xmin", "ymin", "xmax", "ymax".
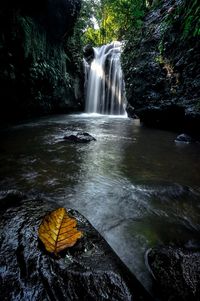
[{"xmin": 38, "ymin": 208, "xmax": 83, "ymax": 255}]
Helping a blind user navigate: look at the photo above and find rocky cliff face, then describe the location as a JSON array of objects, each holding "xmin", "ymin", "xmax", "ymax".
[
  {"xmin": 123, "ymin": 0, "xmax": 200, "ymax": 135},
  {"xmin": 0, "ymin": 0, "xmax": 83, "ymax": 122}
]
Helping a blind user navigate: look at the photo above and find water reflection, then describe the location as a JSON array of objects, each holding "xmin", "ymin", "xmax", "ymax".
[{"xmin": 0, "ymin": 114, "xmax": 200, "ymax": 294}]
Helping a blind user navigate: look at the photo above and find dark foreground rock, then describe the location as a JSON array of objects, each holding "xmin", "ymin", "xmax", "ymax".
[
  {"xmin": 0, "ymin": 190, "xmax": 151, "ymax": 301},
  {"xmin": 63, "ymin": 132, "xmax": 96, "ymax": 143},
  {"xmin": 147, "ymin": 246, "xmax": 200, "ymax": 301}
]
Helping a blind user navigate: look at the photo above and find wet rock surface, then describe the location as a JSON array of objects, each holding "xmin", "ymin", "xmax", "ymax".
[
  {"xmin": 63, "ymin": 132, "xmax": 96, "ymax": 143},
  {"xmin": 0, "ymin": 190, "xmax": 151, "ymax": 301},
  {"xmin": 147, "ymin": 246, "xmax": 200, "ymax": 301},
  {"xmin": 83, "ymin": 45, "xmax": 95, "ymax": 63},
  {"xmin": 123, "ymin": 0, "xmax": 200, "ymax": 133}
]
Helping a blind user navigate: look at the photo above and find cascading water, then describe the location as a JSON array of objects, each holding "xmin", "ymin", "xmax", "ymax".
[{"xmin": 84, "ymin": 42, "xmax": 126, "ymax": 115}]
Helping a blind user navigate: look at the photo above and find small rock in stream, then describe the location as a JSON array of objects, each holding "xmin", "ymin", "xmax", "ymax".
[
  {"xmin": 0, "ymin": 190, "xmax": 151, "ymax": 301},
  {"xmin": 175, "ymin": 133, "xmax": 194, "ymax": 144},
  {"xmin": 63, "ymin": 132, "xmax": 96, "ymax": 143}
]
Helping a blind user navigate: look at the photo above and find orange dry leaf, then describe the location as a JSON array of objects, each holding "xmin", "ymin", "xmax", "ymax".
[{"xmin": 38, "ymin": 208, "xmax": 83, "ymax": 255}]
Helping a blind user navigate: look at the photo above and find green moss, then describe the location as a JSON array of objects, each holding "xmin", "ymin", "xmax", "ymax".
[{"xmin": 155, "ymin": 55, "xmax": 164, "ymax": 64}]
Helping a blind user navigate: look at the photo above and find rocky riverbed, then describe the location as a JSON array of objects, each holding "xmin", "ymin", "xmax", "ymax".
[{"xmin": 0, "ymin": 190, "xmax": 152, "ymax": 301}]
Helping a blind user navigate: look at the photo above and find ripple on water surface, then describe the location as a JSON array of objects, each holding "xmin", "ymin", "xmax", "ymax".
[{"xmin": 0, "ymin": 114, "xmax": 200, "ymax": 294}]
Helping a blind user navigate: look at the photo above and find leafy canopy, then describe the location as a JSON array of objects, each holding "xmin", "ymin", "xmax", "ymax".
[{"xmin": 78, "ymin": 0, "xmax": 146, "ymax": 46}]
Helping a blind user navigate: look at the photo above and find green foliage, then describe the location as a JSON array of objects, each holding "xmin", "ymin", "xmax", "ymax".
[
  {"xmin": 155, "ymin": 55, "xmax": 164, "ymax": 64},
  {"xmin": 121, "ymin": 0, "xmax": 200, "ymax": 109},
  {"xmin": 14, "ymin": 13, "xmax": 74, "ymax": 112},
  {"xmin": 16, "ymin": 15, "xmax": 45, "ymax": 60},
  {"xmin": 17, "ymin": 15, "xmax": 67, "ymax": 70},
  {"xmin": 163, "ymin": 0, "xmax": 200, "ymax": 39},
  {"xmin": 182, "ymin": 0, "xmax": 200, "ymax": 38},
  {"xmin": 152, "ymin": 0, "xmax": 200, "ymax": 57},
  {"xmin": 78, "ymin": 0, "xmax": 146, "ymax": 46}
]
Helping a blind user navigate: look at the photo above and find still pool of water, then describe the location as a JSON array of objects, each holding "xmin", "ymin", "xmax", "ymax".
[{"xmin": 0, "ymin": 114, "xmax": 200, "ymax": 294}]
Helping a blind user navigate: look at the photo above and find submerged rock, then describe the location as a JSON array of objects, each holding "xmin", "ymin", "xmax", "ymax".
[
  {"xmin": 63, "ymin": 132, "xmax": 96, "ymax": 143},
  {"xmin": 175, "ymin": 133, "xmax": 194, "ymax": 144},
  {"xmin": 147, "ymin": 246, "xmax": 200, "ymax": 301},
  {"xmin": 0, "ymin": 191, "xmax": 151, "ymax": 301}
]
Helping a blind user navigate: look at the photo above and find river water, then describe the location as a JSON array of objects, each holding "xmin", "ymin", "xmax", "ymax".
[{"xmin": 0, "ymin": 113, "xmax": 200, "ymax": 294}]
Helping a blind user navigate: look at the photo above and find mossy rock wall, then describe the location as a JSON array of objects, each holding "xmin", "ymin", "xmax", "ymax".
[
  {"xmin": 122, "ymin": 0, "xmax": 200, "ymax": 133},
  {"xmin": 0, "ymin": 0, "xmax": 83, "ymax": 122}
]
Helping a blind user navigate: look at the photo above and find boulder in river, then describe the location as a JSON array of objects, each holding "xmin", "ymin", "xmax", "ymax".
[
  {"xmin": 146, "ymin": 245, "xmax": 200, "ymax": 301},
  {"xmin": 0, "ymin": 190, "xmax": 151, "ymax": 301},
  {"xmin": 63, "ymin": 132, "xmax": 96, "ymax": 143}
]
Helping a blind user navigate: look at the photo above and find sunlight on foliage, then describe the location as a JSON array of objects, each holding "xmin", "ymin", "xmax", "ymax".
[{"xmin": 78, "ymin": 0, "xmax": 146, "ymax": 46}]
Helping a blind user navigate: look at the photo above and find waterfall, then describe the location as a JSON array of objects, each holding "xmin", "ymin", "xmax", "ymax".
[{"xmin": 84, "ymin": 42, "xmax": 126, "ymax": 115}]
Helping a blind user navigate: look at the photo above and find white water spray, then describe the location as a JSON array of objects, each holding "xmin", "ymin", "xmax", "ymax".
[{"xmin": 84, "ymin": 42, "xmax": 126, "ymax": 115}]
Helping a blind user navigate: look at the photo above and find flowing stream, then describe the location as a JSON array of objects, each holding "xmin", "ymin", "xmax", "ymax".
[{"xmin": 0, "ymin": 114, "xmax": 200, "ymax": 295}]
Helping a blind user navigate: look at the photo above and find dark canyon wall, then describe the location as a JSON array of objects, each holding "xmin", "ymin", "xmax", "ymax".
[
  {"xmin": 123, "ymin": 0, "xmax": 200, "ymax": 134},
  {"xmin": 0, "ymin": 0, "xmax": 83, "ymax": 122}
]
